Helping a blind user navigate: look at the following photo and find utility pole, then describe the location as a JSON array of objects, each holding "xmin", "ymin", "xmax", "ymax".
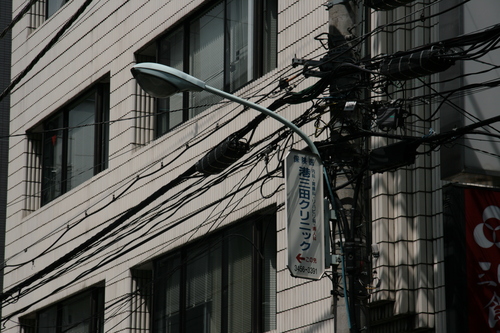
[{"xmin": 326, "ymin": 1, "xmax": 365, "ymax": 332}]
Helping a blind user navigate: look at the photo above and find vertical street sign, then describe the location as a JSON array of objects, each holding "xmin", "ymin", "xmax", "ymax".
[{"xmin": 285, "ymin": 149, "xmax": 325, "ymax": 280}]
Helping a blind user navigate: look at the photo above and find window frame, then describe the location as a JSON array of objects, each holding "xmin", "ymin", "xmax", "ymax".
[
  {"xmin": 35, "ymin": 79, "xmax": 109, "ymax": 206},
  {"xmin": 152, "ymin": 214, "xmax": 276, "ymax": 333},
  {"xmin": 20, "ymin": 286, "xmax": 104, "ymax": 333},
  {"xmin": 46, "ymin": 0, "xmax": 70, "ymax": 19},
  {"xmin": 134, "ymin": 0, "xmax": 277, "ymax": 139}
]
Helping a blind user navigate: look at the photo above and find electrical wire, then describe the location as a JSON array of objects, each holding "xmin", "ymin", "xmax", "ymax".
[
  {"xmin": 8, "ymin": 1, "xmax": 495, "ymax": 326},
  {"xmin": 1, "ymin": 162, "xmax": 283, "ymax": 321},
  {"xmin": 1, "ymin": 75, "xmax": 318, "ymax": 308},
  {"xmin": 0, "ymin": 0, "xmax": 94, "ymax": 103},
  {"xmin": 0, "ymin": 0, "xmax": 37, "ymax": 39},
  {"xmin": 4, "ymin": 59, "xmax": 298, "ymax": 271},
  {"xmin": 2, "ymin": 70, "xmax": 328, "ymax": 312}
]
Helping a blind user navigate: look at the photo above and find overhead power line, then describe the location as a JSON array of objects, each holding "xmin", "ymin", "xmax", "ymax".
[
  {"xmin": 0, "ymin": 0, "xmax": 94, "ymax": 103},
  {"xmin": 1, "ymin": 164, "xmax": 196, "ymax": 304},
  {"xmin": 0, "ymin": 0, "xmax": 38, "ymax": 39}
]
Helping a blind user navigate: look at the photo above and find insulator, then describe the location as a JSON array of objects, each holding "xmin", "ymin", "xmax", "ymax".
[
  {"xmin": 380, "ymin": 49, "xmax": 455, "ymax": 81},
  {"xmin": 364, "ymin": 0, "xmax": 416, "ymax": 10},
  {"xmin": 195, "ymin": 137, "xmax": 249, "ymax": 175}
]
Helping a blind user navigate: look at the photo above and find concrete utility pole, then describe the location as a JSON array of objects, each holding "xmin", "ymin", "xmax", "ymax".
[{"xmin": 326, "ymin": 1, "xmax": 366, "ymax": 332}]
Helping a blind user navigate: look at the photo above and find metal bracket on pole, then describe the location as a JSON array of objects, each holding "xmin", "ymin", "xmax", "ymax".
[
  {"xmin": 331, "ymin": 254, "xmax": 342, "ymax": 268},
  {"xmin": 329, "ymin": 209, "xmax": 337, "ymax": 221},
  {"xmin": 324, "ymin": 0, "xmax": 347, "ymax": 9}
]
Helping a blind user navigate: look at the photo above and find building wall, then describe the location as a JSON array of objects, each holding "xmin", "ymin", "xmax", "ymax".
[
  {"xmin": 369, "ymin": 1, "xmax": 445, "ymax": 331},
  {"xmin": 370, "ymin": 1, "xmax": 500, "ymax": 332},
  {"xmin": 5, "ymin": 1, "xmax": 336, "ymax": 332}
]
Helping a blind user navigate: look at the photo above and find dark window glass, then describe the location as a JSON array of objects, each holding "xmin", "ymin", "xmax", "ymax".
[
  {"xmin": 189, "ymin": 2, "xmax": 225, "ymax": 118},
  {"xmin": 153, "ymin": 215, "xmax": 276, "ymax": 333},
  {"xmin": 157, "ymin": 27, "xmax": 185, "ymax": 135},
  {"xmin": 185, "ymin": 240, "xmax": 222, "ymax": 333},
  {"xmin": 61, "ymin": 292, "xmax": 93, "ymax": 332},
  {"xmin": 47, "ymin": 0, "xmax": 68, "ymax": 18},
  {"xmin": 144, "ymin": 0, "xmax": 277, "ymax": 138},
  {"xmin": 226, "ymin": 0, "xmax": 252, "ymax": 91},
  {"xmin": 67, "ymin": 94, "xmax": 96, "ymax": 191},
  {"xmin": 226, "ymin": 222, "xmax": 253, "ymax": 332},
  {"xmin": 22, "ymin": 287, "xmax": 104, "ymax": 333},
  {"xmin": 40, "ymin": 81, "xmax": 109, "ymax": 205},
  {"xmin": 154, "ymin": 255, "xmax": 182, "ymax": 332},
  {"xmin": 42, "ymin": 113, "xmax": 64, "ymax": 202},
  {"xmin": 262, "ymin": 0, "xmax": 278, "ymax": 74},
  {"xmin": 38, "ymin": 306, "xmax": 58, "ymax": 333}
]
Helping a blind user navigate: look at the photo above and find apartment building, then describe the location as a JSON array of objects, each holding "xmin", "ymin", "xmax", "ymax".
[
  {"xmin": 4, "ymin": 0, "xmax": 500, "ymax": 332},
  {"xmin": 4, "ymin": 1, "xmax": 335, "ymax": 332}
]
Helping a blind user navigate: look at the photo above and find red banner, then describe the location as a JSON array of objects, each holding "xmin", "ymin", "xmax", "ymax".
[{"xmin": 465, "ymin": 188, "xmax": 500, "ymax": 332}]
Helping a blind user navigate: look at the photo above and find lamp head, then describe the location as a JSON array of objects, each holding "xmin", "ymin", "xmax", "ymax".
[{"xmin": 131, "ymin": 62, "xmax": 206, "ymax": 98}]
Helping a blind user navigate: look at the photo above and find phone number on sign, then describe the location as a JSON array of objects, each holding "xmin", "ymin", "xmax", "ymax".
[{"xmin": 294, "ymin": 265, "xmax": 317, "ymax": 275}]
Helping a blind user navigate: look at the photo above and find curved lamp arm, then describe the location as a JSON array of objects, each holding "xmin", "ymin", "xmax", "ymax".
[
  {"xmin": 203, "ymin": 85, "xmax": 321, "ymax": 157},
  {"xmin": 131, "ymin": 61, "xmax": 339, "ymax": 253},
  {"xmin": 131, "ymin": 62, "xmax": 320, "ymax": 156}
]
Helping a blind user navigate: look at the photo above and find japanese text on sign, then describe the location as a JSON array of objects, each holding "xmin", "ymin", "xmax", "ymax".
[{"xmin": 286, "ymin": 150, "xmax": 324, "ymax": 280}]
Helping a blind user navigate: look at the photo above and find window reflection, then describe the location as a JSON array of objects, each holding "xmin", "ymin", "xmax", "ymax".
[
  {"xmin": 140, "ymin": 0, "xmax": 277, "ymax": 139},
  {"xmin": 40, "ymin": 81, "xmax": 109, "ymax": 205},
  {"xmin": 153, "ymin": 216, "xmax": 276, "ymax": 333}
]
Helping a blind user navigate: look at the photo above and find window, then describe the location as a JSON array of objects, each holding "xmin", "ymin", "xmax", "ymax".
[
  {"xmin": 47, "ymin": 0, "xmax": 69, "ymax": 18},
  {"xmin": 135, "ymin": 0, "xmax": 277, "ymax": 139},
  {"xmin": 20, "ymin": 287, "xmax": 104, "ymax": 333},
  {"xmin": 152, "ymin": 215, "xmax": 276, "ymax": 333},
  {"xmin": 130, "ymin": 269, "xmax": 153, "ymax": 332},
  {"xmin": 28, "ymin": 0, "xmax": 70, "ymax": 30},
  {"xmin": 31, "ymin": 80, "xmax": 109, "ymax": 206}
]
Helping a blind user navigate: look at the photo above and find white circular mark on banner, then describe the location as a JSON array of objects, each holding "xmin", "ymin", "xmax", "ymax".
[{"xmin": 474, "ymin": 205, "xmax": 500, "ymax": 248}]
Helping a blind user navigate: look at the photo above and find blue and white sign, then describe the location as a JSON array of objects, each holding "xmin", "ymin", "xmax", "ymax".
[{"xmin": 285, "ymin": 150, "xmax": 325, "ymax": 280}]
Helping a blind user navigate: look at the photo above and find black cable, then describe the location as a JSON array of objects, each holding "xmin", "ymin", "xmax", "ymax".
[
  {"xmin": 4, "ymin": 53, "xmax": 299, "ymax": 272},
  {"xmin": 8, "ymin": 0, "xmax": 488, "ymax": 320},
  {"xmin": 0, "ymin": 0, "xmax": 38, "ymax": 39},
  {"xmin": 467, "ymin": 130, "xmax": 500, "ymax": 141},
  {"xmin": 2, "ymin": 116, "xmax": 267, "ymax": 301},
  {"xmin": 382, "ymin": 0, "xmax": 470, "ymax": 28},
  {"xmin": 1, "ymin": 164, "xmax": 196, "ymax": 304},
  {"xmin": 2, "ymin": 89, "xmax": 324, "ymax": 308},
  {"xmin": 0, "ymin": 0, "xmax": 94, "ymax": 103},
  {"xmin": 1, "ymin": 164, "xmax": 282, "ymax": 321}
]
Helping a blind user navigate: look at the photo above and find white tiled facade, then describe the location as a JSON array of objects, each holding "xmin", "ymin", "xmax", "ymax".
[
  {"xmin": 369, "ymin": 2, "xmax": 444, "ymax": 330},
  {"xmin": 5, "ymin": 1, "xmax": 335, "ymax": 332}
]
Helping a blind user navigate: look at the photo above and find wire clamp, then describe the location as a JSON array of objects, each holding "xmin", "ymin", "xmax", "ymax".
[
  {"xmin": 331, "ymin": 254, "xmax": 342, "ymax": 268},
  {"xmin": 324, "ymin": 0, "xmax": 347, "ymax": 9}
]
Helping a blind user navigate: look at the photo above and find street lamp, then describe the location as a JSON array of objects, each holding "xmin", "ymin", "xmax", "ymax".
[
  {"xmin": 130, "ymin": 62, "xmax": 321, "ymax": 157},
  {"xmin": 131, "ymin": 62, "xmax": 350, "ymax": 323}
]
